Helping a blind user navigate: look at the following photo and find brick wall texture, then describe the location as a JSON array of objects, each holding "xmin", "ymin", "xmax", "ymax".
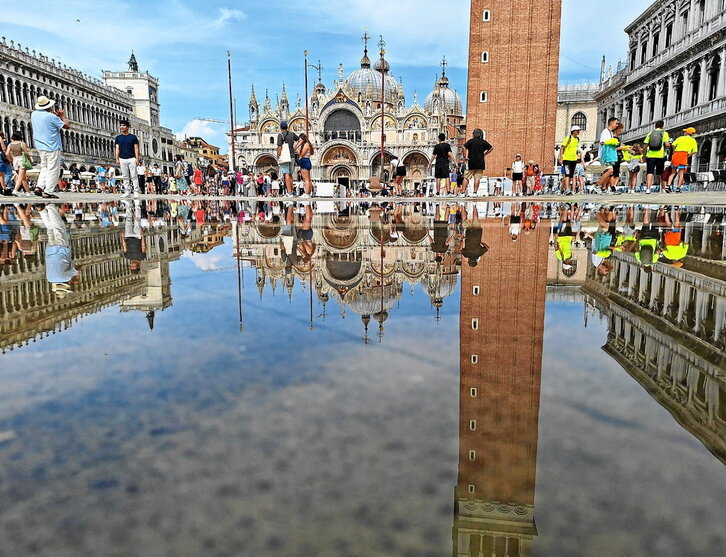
[
  {"xmin": 457, "ymin": 223, "xmax": 549, "ymax": 504},
  {"xmin": 467, "ymin": 0, "xmax": 562, "ymax": 175}
]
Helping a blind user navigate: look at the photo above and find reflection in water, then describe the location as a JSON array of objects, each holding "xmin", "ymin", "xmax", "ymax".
[
  {"xmin": 454, "ymin": 220, "xmax": 549, "ymax": 556},
  {"xmin": 583, "ymin": 223, "xmax": 726, "ymax": 463},
  {"xmin": 0, "ymin": 200, "xmax": 725, "ymax": 555}
]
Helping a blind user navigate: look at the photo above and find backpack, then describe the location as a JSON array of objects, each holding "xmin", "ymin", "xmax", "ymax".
[
  {"xmin": 647, "ymin": 130, "xmax": 664, "ymax": 151},
  {"xmin": 185, "ymin": 161, "xmax": 193, "ymax": 177}
]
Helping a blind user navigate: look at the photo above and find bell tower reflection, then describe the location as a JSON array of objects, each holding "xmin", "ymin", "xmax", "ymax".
[{"xmin": 454, "ymin": 221, "xmax": 549, "ymax": 557}]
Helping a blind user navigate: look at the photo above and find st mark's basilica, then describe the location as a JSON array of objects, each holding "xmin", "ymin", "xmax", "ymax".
[{"xmin": 231, "ymin": 34, "xmax": 465, "ymax": 191}]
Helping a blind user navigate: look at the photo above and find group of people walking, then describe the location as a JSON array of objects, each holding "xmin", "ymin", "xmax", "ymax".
[{"xmin": 559, "ymin": 118, "xmax": 699, "ymax": 195}]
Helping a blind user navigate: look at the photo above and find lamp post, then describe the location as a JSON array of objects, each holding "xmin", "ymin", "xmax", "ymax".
[
  {"xmin": 378, "ymin": 36, "xmax": 386, "ymax": 182},
  {"xmin": 227, "ymin": 51, "xmax": 236, "ymax": 173},
  {"xmin": 303, "ymin": 51, "xmax": 323, "ymax": 138}
]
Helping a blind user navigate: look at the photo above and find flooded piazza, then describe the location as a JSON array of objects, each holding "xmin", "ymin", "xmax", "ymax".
[{"xmin": 0, "ymin": 199, "xmax": 723, "ymax": 557}]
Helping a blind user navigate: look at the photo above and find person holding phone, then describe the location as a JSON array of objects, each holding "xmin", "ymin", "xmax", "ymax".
[{"xmin": 30, "ymin": 96, "xmax": 70, "ymax": 199}]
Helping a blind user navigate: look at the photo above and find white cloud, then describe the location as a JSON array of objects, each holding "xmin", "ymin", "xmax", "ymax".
[
  {"xmin": 175, "ymin": 119, "xmax": 227, "ymax": 146},
  {"xmin": 212, "ymin": 7, "xmax": 246, "ymax": 26},
  {"xmin": 181, "ymin": 250, "xmax": 226, "ymax": 271}
]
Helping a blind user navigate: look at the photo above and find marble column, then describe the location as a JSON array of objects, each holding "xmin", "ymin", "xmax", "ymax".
[{"xmin": 698, "ymin": 57, "xmax": 709, "ymax": 105}]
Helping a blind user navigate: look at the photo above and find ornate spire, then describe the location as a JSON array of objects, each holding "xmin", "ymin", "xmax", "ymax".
[
  {"xmin": 281, "ymin": 83, "xmax": 288, "ymax": 102},
  {"xmin": 249, "ymin": 83, "xmax": 258, "ymax": 105},
  {"xmin": 361, "ymin": 28, "xmax": 371, "ymax": 68},
  {"xmin": 128, "ymin": 51, "xmax": 138, "ymax": 72},
  {"xmin": 440, "ymin": 54, "xmax": 448, "ymax": 77},
  {"xmin": 263, "ymin": 89, "xmax": 271, "ymax": 113}
]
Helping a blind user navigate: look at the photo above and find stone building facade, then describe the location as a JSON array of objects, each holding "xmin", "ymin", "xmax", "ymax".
[
  {"xmin": 230, "ymin": 36, "xmax": 465, "ymax": 191},
  {"xmin": 454, "ymin": 222, "xmax": 550, "ymax": 556},
  {"xmin": 555, "ymin": 83, "xmax": 599, "ymax": 159},
  {"xmin": 595, "ymin": 0, "xmax": 726, "ymax": 171},
  {"xmin": 0, "ymin": 39, "xmax": 181, "ymax": 175},
  {"xmin": 466, "ymin": 0, "xmax": 562, "ymax": 176},
  {"xmin": 583, "ymin": 241, "xmax": 726, "ymax": 463}
]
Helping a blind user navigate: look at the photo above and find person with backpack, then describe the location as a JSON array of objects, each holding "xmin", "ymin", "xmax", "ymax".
[
  {"xmin": 644, "ymin": 120, "xmax": 671, "ymax": 194},
  {"xmin": 276, "ymin": 121, "xmax": 298, "ymax": 197}
]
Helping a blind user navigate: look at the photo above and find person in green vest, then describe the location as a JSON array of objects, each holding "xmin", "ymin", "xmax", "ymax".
[
  {"xmin": 644, "ymin": 120, "xmax": 671, "ymax": 194},
  {"xmin": 558, "ymin": 125, "xmax": 581, "ymax": 195},
  {"xmin": 668, "ymin": 127, "xmax": 699, "ymax": 193},
  {"xmin": 661, "ymin": 208, "xmax": 689, "ymax": 266},
  {"xmin": 635, "ymin": 207, "xmax": 662, "ymax": 270},
  {"xmin": 553, "ymin": 204, "xmax": 576, "ymax": 275}
]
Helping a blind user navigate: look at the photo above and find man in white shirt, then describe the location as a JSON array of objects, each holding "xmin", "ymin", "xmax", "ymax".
[{"xmin": 136, "ymin": 161, "xmax": 147, "ymax": 194}]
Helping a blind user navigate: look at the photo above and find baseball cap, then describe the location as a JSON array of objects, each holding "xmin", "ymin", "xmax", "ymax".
[
  {"xmin": 683, "ymin": 127, "xmax": 696, "ymax": 134},
  {"xmin": 571, "ymin": 125, "xmax": 581, "ymax": 132}
]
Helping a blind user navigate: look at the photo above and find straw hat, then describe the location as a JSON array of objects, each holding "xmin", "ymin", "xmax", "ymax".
[{"xmin": 34, "ymin": 95, "xmax": 56, "ymax": 110}]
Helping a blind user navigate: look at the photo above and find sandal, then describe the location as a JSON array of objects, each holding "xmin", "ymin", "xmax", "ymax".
[
  {"xmin": 33, "ymin": 187, "xmax": 43, "ymax": 197},
  {"xmin": 42, "ymin": 192, "xmax": 59, "ymax": 199}
]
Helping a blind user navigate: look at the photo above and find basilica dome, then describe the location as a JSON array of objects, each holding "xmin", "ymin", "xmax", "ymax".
[
  {"xmin": 424, "ymin": 75, "xmax": 463, "ymax": 116},
  {"xmin": 346, "ymin": 50, "xmax": 402, "ymax": 105}
]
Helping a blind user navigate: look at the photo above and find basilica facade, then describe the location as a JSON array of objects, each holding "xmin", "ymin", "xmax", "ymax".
[{"xmin": 231, "ymin": 39, "xmax": 465, "ymax": 191}]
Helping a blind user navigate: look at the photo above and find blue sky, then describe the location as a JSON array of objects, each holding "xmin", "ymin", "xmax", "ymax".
[{"xmin": 2, "ymin": 0, "xmax": 649, "ymax": 150}]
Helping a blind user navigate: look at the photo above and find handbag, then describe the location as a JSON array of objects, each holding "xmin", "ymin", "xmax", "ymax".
[
  {"xmin": 21, "ymin": 152, "xmax": 33, "ymax": 170},
  {"xmin": 278, "ymin": 132, "xmax": 292, "ymax": 164}
]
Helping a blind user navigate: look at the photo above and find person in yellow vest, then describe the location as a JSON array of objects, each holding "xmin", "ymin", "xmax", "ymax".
[
  {"xmin": 661, "ymin": 208, "xmax": 689, "ymax": 266},
  {"xmin": 669, "ymin": 127, "xmax": 699, "ymax": 192},
  {"xmin": 553, "ymin": 205, "xmax": 576, "ymax": 275},
  {"xmin": 558, "ymin": 125, "xmax": 581, "ymax": 195}
]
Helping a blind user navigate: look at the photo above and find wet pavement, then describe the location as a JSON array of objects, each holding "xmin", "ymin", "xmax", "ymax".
[{"xmin": 0, "ymin": 199, "xmax": 724, "ymax": 557}]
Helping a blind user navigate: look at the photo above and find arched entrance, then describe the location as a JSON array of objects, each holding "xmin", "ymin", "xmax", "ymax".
[
  {"xmin": 330, "ymin": 165, "xmax": 353, "ymax": 189},
  {"xmin": 698, "ymin": 138, "xmax": 712, "ymax": 172},
  {"xmin": 255, "ymin": 154, "xmax": 278, "ymax": 173},
  {"xmin": 370, "ymin": 151, "xmax": 395, "ymax": 181},
  {"xmin": 402, "ymin": 151, "xmax": 429, "ymax": 192},
  {"xmin": 321, "ymin": 145, "xmax": 358, "ymax": 187}
]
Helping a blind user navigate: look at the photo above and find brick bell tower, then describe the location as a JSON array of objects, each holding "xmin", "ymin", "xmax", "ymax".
[
  {"xmin": 453, "ymin": 222, "xmax": 549, "ymax": 557},
  {"xmin": 466, "ymin": 1, "xmax": 562, "ymax": 175}
]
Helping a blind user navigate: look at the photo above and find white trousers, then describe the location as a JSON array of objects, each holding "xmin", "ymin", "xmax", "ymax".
[
  {"xmin": 119, "ymin": 158, "xmax": 140, "ymax": 194},
  {"xmin": 38, "ymin": 150, "xmax": 61, "ymax": 194}
]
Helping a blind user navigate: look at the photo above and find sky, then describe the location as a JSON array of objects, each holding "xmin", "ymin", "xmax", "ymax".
[{"xmin": 1, "ymin": 0, "xmax": 651, "ymax": 151}]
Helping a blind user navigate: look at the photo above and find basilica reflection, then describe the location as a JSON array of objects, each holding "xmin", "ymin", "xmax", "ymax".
[{"xmin": 0, "ymin": 200, "xmax": 725, "ymax": 555}]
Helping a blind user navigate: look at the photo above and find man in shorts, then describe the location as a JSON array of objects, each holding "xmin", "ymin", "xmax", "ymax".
[
  {"xmin": 462, "ymin": 129, "xmax": 493, "ymax": 195},
  {"xmin": 635, "ymin": 207, "xmax": 662, "ymax": 269},
  {"xmin": 661, "ymin": 208, "xmax": 688, "ymax": 266},
  {"xmin": 669, "ymin": 127, "xmax": 698, "ymax": 192},
  {"xmin": 430, "ymin": 133, "xmax": 456, "ymax": 196},
  {"xmin": 276, "ymin": 121, "xmax": 298, "ymax": 196},
  {"xmin": 558, "ymin": 125, "xmax": 582, "ymax": 194},
  {"xmin": 460, "ymin": 205, "xmax": 489, "ymax": 267},
  {"xmin": 644, "ymin": 120, "xmax": 671, "ymax": 193}
]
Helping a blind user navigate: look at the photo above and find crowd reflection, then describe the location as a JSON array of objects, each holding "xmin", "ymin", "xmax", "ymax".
[{"xmin": 0, "ymin": 199, "xmax": 724, "ymax": 555}]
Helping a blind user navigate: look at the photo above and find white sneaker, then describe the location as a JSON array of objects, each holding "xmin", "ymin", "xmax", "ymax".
[{"xmin": 300, "ymin": 193, "xmax": 310, "ymax": 199}]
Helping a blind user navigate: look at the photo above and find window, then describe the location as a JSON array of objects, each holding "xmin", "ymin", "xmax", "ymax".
[
  {"xmin": 665, "ymin": 22, "xmax": 673, "ymax": 48},
  {"xmin": 640, "ymin": 41, "xmax": 648, "ymax": 64},
  {"xmin": 471, "ymin": 318, "xmax": 479, "ymax": 330},
  {"xmin": 472, "ymin": 285, "xmax": 481, "ymax": 296},
  {"xmin": 629, "ymin": 49, "xmax": 637, "ymax": 69},
  {"xmin": 470, "ymin": 387, "xmax": 478, "ymax": 398},
  {"xmin": 570, "ymin": 112, "xmax": 587, "ymax": 130},
  {"xmin": 482, "ymin": 9, "xmax": 491, "ymax": 21},
  {"xmin": 269, "ymin": 137, "xmax": 275, "ymax": 145},
  {"xmin": 469, "ymin": 450, "xmax": 476, "ymax": 461},
  {"xmin": 681, "ymin": 11, "xmax": 689, "ymax": 36},
  {"xmin": 481, "ymin": 51, "xmax": 489, "ymax": 63},
  {"xmin": 468, "ymin": 485, "xmax": 476, "ymax": 494},
  {"xmin": 471, "ymin": 354, "xmax": 479, "ymax": 364},
  {"xmin": 479, "ymin": 91, "xmax": 488, "ymax": 103},
  {"xmin": 469, "ymin": 420, "xmax": 477, "ymax": 431},
  {"xmin": 652, "ymin": 32, "xmax": 660, "ymax": 57}
]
